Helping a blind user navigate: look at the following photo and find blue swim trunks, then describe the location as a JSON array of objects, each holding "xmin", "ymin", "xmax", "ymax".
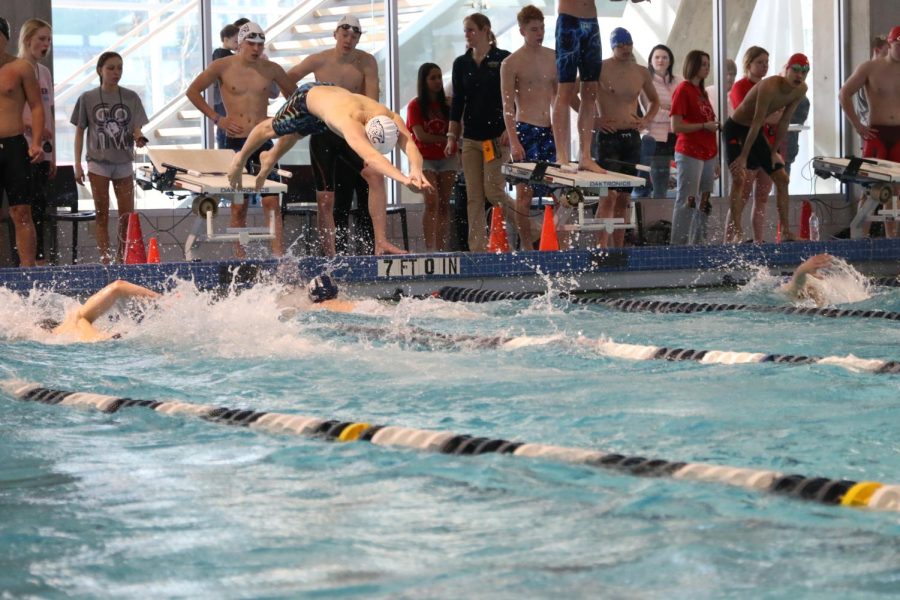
[
  {"xmin": 515, "ymin": 122, "xmax": 556, "ymax": 163},
  {"xmin": 515, "ymin": 122, "xmax": 556, "ymax": 198},
  {"xmin": 272, "ymin": 82, "xmax": 333, "ymax": 137},
  {"xmin": 555, "ymin": 13, "xmax": 602, "ymax": 83}
]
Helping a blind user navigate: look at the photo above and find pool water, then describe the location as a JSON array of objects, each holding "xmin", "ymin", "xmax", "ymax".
[{"xmin": 1, "ymin": 268, "xmax": 899, "ymax": 598}]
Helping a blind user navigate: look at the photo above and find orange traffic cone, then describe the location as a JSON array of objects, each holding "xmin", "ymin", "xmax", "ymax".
[
  {"xmin": 124, "ymin": 212, "xmax": 147, "ymax": 264},
  {"xmin": 146, "ymin": 237, "xmax": 161, "ymax": 264},
  {"xmin": 538, "ymin": 205, "xmax": 559, "ymax": 251},
  {"xmin": 486, "ymin": 206, "xmax": 510, "ymax": 253}
]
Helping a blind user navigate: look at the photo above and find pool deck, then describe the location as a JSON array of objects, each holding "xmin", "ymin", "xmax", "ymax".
[{"xmin": 1, "ymin": 238, "xmax": 898, "ymax": 298}]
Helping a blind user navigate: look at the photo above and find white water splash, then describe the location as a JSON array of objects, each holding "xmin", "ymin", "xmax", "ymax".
[{"xmin": 738, "ymin": 256, "xmax": 871, "ymax": 306}]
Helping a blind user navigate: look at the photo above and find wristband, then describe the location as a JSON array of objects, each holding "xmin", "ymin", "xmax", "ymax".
[{"xmin": 447, "ymin": 132, "xmax": 458, "ymax": 139}]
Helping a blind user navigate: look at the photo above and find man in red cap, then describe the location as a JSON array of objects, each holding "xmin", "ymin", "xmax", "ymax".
[
  {"xmin": 839, "ymin": 25, "xmax": 900, "ymax": 238},
  {"xmin": 723, "ymin": 52, "xmax": 810, "ymax": 242}
]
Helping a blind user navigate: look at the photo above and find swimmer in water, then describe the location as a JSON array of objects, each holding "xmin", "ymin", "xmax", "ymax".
[
  {"xmin": 37, "ymin": 280, "xmax": 160, "ymax": 342},
  {"xmin": 779, "ymin": 253, "xmax": 835, "ymax": 306},
  {"xmin": 278, "ymin": 274, "xmax": 359, "ymax": 314}
]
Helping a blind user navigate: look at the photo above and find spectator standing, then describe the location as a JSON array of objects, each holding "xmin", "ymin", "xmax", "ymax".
[
  {"xmin": 0, "ymin": 15, "xmax": 44, "ymax": 268},
  {"xmin": 18, "ymin": 18, "xmax": 55, "ymax": 264},
  {"xmin": 501, "ymin": 5, "xmax": 557, "ymax": 250},
  {"xmin": 71, "ymin": 52, "xmax": 148, "ymax": 264},
  {"xmin": 406, "ymin": 63, "xmax": 455, "ymax": 251},
  {"xmin": 669, "ymin": 50, "xmax": 719, "ymax": 245},
  {"xmin": 726, "ymin": 46, "xmax": 774, "ymax": 243},
  {"xmin": 639, "ymin": 44, "xmax": 681, "ymax": 198},
  {"xmin": 212, "ymin": 24, "xmax": 239, "ymax": 149},
  {"xmin": 445, "ymin": 13, "xmax": 512, "ymax": 252},
  {"xmin": 288, "ymin": 15, "xmax": 379, "ymax": 256}
]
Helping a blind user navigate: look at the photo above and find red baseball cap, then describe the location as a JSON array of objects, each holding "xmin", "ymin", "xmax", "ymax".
[
  {"xmin": 785, "ymin": 53, "xmax": 810, "ymax": 68},
  {"xmin": 888, "ymin": 26, "xmax": 900, "ymax": 44}
]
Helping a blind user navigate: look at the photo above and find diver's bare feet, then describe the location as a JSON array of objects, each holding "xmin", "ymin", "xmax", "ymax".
[
  {"xmin": 255, "ymin": 150, "xmax": 276, "ymax": 190},
  {"xmin": 726, "ymin": 228, "xmax": 744, "ymax": 244},
  {"xmin": 375, "ymin": 240, "xmax": 407, "ymax": 255},
  {"xmin": 578, "ymin": 158, "xmax": 607, "ymax": 174},
  {"xmin": 226, "ymin": 155, "xmax": 244, "ymax": 190}
]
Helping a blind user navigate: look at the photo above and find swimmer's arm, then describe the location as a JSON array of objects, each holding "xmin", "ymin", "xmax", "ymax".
[
  {"xmin": 270, "ymin": 63, "xmax": 295, "ymax": 99},
  {"xmin": 772, "ymin": 91, "xmax": 805, "ymax": 154},
  {"xmin": 186, "ymin": 65, "xmax": 222, "ymax": 121},
  {"xmin": 362, "ymin": 55, "xmax": 379, "ymax": 101},
  {"xmin": 638, "ymin": 72, "xmax": 660, "ymax": 130},
  {"xmin": 737, "ymin": 84, "xmax": 773, "ymax": 163},
  {"xmin": 500, "ymin": 59, "xmax": 520, "ymax": 154},
  {"xmin": 780, "ymin": 254, "xmax": 831, "ymax": 300},
  {"xmin": 22, "ymin": 63, "xmax": 45, "ymax": 162},
  {"xmin": 78, "ymin": 280, "xmax": 160, "ymax": 324},
  {"xmin": 341, "ymin": 121, "xmax": 408, "ymax": 183},
  {"xmin": 838, "ymin": 63, "xmax": 872, "ymax": 135},
  {"xmin": 286, "ymin": 54, "xmax": 321, "ymax": 85}
]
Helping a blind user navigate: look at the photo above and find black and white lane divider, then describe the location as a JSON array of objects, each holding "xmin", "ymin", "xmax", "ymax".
[
  {"xmin": 338, "ymin": 323, "xmax": 900, "ymax": 375},
  {"xmin": 3, "ymin": 380, "xmax": 898, "ymax": 513},
  {"xmin": 434, "ymin": 286, "xmax": 900, "ymax": 322}
]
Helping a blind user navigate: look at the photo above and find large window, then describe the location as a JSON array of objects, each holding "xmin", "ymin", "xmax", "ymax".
[
  {"xmin": 723, "ymin": 0, "xmax": 840, "ymax": 195},
  {"xmin": 50, "ymin": 0, "xmax": 847, "ymax": 210}
]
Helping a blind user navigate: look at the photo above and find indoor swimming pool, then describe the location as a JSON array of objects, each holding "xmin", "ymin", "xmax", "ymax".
[{"xmin": 1, "ymin": 267, "xmax": 899, "ymax": 597}]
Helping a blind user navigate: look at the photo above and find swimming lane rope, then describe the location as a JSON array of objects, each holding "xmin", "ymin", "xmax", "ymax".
[
  {"xmin": 2, "ymin": 380, "xmax": 897, "ymax": 513},
  {"xmin": 339, "ymin": 323, "xmax": 900, "ymax": 375},
  {"xmin": 434, "ymin": 286, "xmax": 900, "ymax": 322}
]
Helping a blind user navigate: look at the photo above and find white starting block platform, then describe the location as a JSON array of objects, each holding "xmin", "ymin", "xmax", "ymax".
[
  {"xmin": 136, "ymin": 148, "xmax": 290, "ymax": 259},
  {"xmin": 502, "ymin": 161, "xmax": 646, "ymax": 234},
  {"xmin": 813, "ymin": 156, "xmax": 900, "ymax": 239}
]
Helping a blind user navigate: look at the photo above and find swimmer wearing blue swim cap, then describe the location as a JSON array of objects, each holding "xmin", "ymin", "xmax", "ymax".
[{"xmin": 609, "ymin": 27, "xmax": 633, "ymax": 48}]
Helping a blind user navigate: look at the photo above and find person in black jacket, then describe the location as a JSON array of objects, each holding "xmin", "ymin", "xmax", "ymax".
[{"xmin": 444, "ymin": 13, "xmax": 512, "ymax": 252}]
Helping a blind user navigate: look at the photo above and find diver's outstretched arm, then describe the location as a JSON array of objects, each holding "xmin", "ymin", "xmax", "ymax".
[{"xmin": 78, "ymin": 280, "xmax": 161, "ymax": 324}]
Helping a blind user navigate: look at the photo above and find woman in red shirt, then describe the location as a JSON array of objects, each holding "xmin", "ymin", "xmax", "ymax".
[
  {"xmin": 669, "ymin": 50, "xmax": 719, "ymax": 245},
  {"xmin": 726, "ymin": 46, "xmax": 778, "ymax": 243},
  {"xmin": 406, "ymin": 63, "xmax": 457, "ymax": 251}
]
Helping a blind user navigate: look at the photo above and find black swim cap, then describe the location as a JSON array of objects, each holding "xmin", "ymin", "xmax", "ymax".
[
  {"xmin": 0, "ymin": 18, "xmax": 10, "ymax": 41},
  {"xmin": 307, "ymin": 274, "xmax": 339, "ymax": 303}
]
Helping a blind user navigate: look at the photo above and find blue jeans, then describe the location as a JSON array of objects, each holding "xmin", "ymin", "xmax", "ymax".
[{"xmin": 671, "ymin": 152, "xmax": 716, "ymax": 245}]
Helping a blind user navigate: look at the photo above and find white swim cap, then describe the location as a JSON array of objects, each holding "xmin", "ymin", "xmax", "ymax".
[{"xmin": 365, "ymin": 115, "xmax": 399, "ymax": 155}]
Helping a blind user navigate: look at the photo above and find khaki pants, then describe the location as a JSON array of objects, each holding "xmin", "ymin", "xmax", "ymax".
[{"xmin": 460, "ymin": 138, "xmax": 511, "ymax": 252}]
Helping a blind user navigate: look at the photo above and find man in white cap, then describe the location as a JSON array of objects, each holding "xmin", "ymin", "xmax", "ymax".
[
  {"xmin": 0, "ymin": 16, "xmax": 45, "ymax": 267},
  {"xmin": 225, "ymin": 83, "xmax": 430, "ymax": 255},
  {"xmin": 287, "ymin": 15, "xmax": 381, "ymax": 256},
  {"xmin": 187, "ymin": 21, "xmax": 294, "ymax": 257}
]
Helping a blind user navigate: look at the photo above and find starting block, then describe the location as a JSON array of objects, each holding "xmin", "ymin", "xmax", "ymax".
[
  {"xmin": 502, "ymin": 161, "xmax": 646, "ymax": 234},
  {"xmin": 812, "ymin": 156, "xmax": 900, "ymax": 239},
  {"xmin": 136, "ymin": 148, "xmax": 290, "ymax": 259}
]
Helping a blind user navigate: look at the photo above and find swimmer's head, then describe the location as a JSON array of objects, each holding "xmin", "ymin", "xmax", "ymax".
[
  {"xmin": 0, "ymin": 17, "xmax": 10, "ymax": 41},
  {"xmin": 238, "ymin": 21, "xmax": 265, "ymax": 46},
  {"xmin": 784, "ymin": 53, "xmax": 810, "ymax": 81},
  {"xmin": 307, "ymin": 274, "xmax": 339, "ymax": 303},
  {"xmin": 365, "ymin": 115, "xmax": 399, "ymax": 155},
  {"xmin": 889, "ymin": 26, "xmax": 900, "ymax": 45},
  {"xmin": 36, "ymin": 318, "xmax": 60, "ymax": 331},
  {"xmin": 610, "ymin": 27, "xmax": 633, "ymax": 49}
]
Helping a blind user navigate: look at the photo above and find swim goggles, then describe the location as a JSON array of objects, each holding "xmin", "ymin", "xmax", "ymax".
[
  {"xmin": 789, "ymin": 64, "xmax": 810, "ymax": 73},
  {"xmin": 338, "ymin": 23, "xmax": 362, "ymax": 34}
]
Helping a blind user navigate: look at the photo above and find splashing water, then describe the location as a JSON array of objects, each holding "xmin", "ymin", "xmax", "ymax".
[{"xmin": 738, "ymin": 256, "xmax": 871, "ymax": 306}]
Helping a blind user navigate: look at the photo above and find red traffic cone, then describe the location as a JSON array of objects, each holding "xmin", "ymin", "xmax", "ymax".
[
  {"xmin": 124, "ymin": 212, "xmax": 147, "ymax": 264},
  {"xmin": 538, "ymin": 205, "xmax": 559, "ymax": 251},
  {"xmin": 146, "ymin": 237, "xmax": 161, "ymax": 264},
  {"xmin": 486, "ymin": 205, "xmax": 510, "ymax": 253}
]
